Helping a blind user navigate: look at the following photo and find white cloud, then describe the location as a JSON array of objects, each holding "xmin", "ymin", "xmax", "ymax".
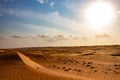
[
  {"xmin": 0, "ymin": 8, "xmax": 92, "ymax": 36},
  {"xmin": 0, "ymin": 1, "xmax": 120, "ymax": 48},
  {"xmin": 1, "ymin": 8, "xmax": 116, "ymax": 38},
  {"xmin": 5, "ymin": 21, "xmax": 70, "ymax": 36},
  {"xmin": 36, "ymin": 0, "xmax": 47, "ymax": 4},
  {"xmin": 50, "ymin": 2, "xmax": 54, "ymax": 8},
  {"xmin": 63, "ymin": 0, "xmax": 76, "ymax": 9}
]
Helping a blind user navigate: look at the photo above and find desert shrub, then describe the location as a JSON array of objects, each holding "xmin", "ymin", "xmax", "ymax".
[{"xmin": 111, "ymin": 53, "xmax": 120, "ymax": 56}]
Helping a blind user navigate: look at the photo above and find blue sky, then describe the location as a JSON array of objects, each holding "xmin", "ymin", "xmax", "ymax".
[{"xmin": 0, "ymin": 0, "xmax": 120, "ymax": 48}]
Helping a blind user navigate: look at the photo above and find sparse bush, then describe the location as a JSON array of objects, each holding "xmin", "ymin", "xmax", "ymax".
[{"xmin": 110, "ymin": 53, "xmax": 120, "ymax": 56}]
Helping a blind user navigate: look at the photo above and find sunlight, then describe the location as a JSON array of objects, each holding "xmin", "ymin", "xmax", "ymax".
[{"xmin": 85, "ymin": 1, "xmax": 115, "ymax": 28}]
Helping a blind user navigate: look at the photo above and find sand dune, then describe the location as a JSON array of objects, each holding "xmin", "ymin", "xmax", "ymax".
[
  {"xmin": 0, "ymin": 46, "xmax": 120, "ymax": 80},
  {"xmin": 17, "ymin": 52, "xmax": 44, "ymax": 70},
  {"xmin": 17, "ymin": 52, "xmax": 92, "ymax": 80}
]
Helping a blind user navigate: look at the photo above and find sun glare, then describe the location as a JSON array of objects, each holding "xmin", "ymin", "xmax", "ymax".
[{"xmin": 85, "ymin": 1, "xmax": 115, "ymax": 28}]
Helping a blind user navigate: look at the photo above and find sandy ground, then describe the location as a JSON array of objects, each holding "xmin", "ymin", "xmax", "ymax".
[
  {"xmin": 0, "ymin": 45, "xmax": 120, "ymax": 80},
  {"xmin": 17, "ymin": 52, "xmax": 91, "ymax": 80}
]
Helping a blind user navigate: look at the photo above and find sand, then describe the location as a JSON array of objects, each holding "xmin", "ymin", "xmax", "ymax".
[{"xmin": 0, "ymin": 45, "xmax": 120, "ymax": 80}]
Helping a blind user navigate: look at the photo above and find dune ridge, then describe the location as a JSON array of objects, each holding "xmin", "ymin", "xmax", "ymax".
[{"xmin": 17, "ymin": 52, "xmax": 94, "ymax": 80}]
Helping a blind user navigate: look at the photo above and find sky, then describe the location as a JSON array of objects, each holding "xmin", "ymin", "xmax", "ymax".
[{"xmin": 0, "ymin": 0, "xmax": 120, "ymax": 48}]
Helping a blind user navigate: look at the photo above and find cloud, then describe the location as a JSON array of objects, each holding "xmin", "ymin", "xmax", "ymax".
[
  {"xmin": 1, "ymin": 21, "xmax": 72, "ymax": 37},
  {"xmin": 0, "ymin": 8, "xmax": 81, "ymax": 30},
  {"xmin": 37, "ymin": 35, "xmax": 55, "ymax": 42},
  {"xmin": 29, "ymin": 34, "xmax": 68, "ymax": 41},
  {"xmin": 29, "ymin": 34, "xmax": 51, "ymax": 39},
  {"xmin": 37, "ymin": 34, "xmax": 50, "ymax": 38},
  {"xmin": 63, "ymin": 0, "xmax": 93, "ymax": 19},
  {"xmin": 29, "ymin": 34, "xmax": 70, "ymax": 41},
  {"xmin": 0, "ymin": 35, "xmax": 4, "ymax": 40},
  {"xmin": 4, "ymin": 0, "xmax": 14, "ymax": 2},
  {"xmin": 79, "ymin": 37, "xmax": 88, "ymax": 41},
  {"xmin": 36, "ymin": 0, "xmax": 47, "ymax": 4},
  {"xmin": 46, "ymin": 39, "xmax": 55, "ymax": 42},
  {"xmin": 68, "ymin": 35, "xmax": 88, "ymax": 41},
  {"xmin": 71, "ymin": 36, "xmax": 88, "ymax": 41},
  {"xmin": 50, "ymin": 2, "xmax": 54, "ymax": 8},
  {"xmin": 1, "ymin": 9, "xmax": 34, "ymax": 17},
  {"xmin": 54, "ymin": 34, "xmax": 68, "ymax": 40},
  {"xmin": 63, "ymin": 0, "xmax": 87, "ymax": 10},
  {"xmin": 63, "ymin": 0, "xmax": 78, "ymax": 9},
  {"xmin": 95, "ymin": 33, "xmax": 111, "ymax": 39},
  {"xmin": 25, "ymin": 34, "xmax": 88, "ymax": 42},
  {"xmin": 10, "ymin": 34, "xmax": 71, "ymax": 43},
  {"xmin": 8, "ymin": 33, "xmax": 87, "ymax": 46},
  {"xmin": 12, "ymin": 35, "xmax": 27, "ymax": 38},
  {"xmin": 2, "ymin": 22, "xmax": 43, "ymax": 34},
  {"xmin": 0, "ymin": 8, "xmax": 93, "ymax": 37},
  {"xmin": 28, "ymin": 34, "xmax": 37, "ymax": 39}
]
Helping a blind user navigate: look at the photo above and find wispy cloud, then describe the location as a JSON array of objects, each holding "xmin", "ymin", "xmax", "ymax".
[
  {"xmin": 0, "ymin": 9, "xmax": 34, "ymax": 17},
  {"xmin": 37, "ymin": 34, "xmax": 50, "ymax": 38},
  {"xmin": 29, "ymin": 34, "xmax": 51, "ymax": 39},
  {"xmin": 0, "ymin": 8, "xmax": 100, "ymax": 38},
  {"xmin": 12, "ymin": 35, "xmax": 27, "ymax": 38},
  {"xmin": 4, "ymin": 0, "xmax": 14, "ymax": 2},
  {"xmin": 79, "ymin": 37, "xmax": 88, "ymax": 41},
  {"xmin": 36, "ymin": 0, "xmax": 47, "ymax": 4},
  {"xmin": 95, "ymin": 33, "xmax": 111, "ymax": 39},
  {"xmin": 0, "ymin": 35, "xmax": 4, "ymax": 40},
  {"xmin": 50, "ymin": 2, "xmax": 54, "ymax": 8},
  {"xmin": 54, "ymin": 34, "xmax": 68, "ymax": 40},
  {"xmin": 63, "ymin": 0, "xmax": 88, "ymax": 11},
  {"xmin": 0, "ymin": 8, "xmax": 87, "ymax": 32},
  {"xmin": 71, "ymin": 36, "xmax": 88, "ymax": 41},
  {"xmin": 63, "ymin": 0, "xmax": 78, "ymax": 9},
  {"xmin": 63, "ymin": 0, "xmax": 92, "ymax": 20},
  {"xmin": 10, "ymin": 34, "xmax": 77, "ymax": 42},
  {"xmin": 30, "ymin": 34, "xmax": 68, "ymax": 41}
]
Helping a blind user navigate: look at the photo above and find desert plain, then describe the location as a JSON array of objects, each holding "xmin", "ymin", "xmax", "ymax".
[{"xmin": 0, "ymin": 45, "xmax": 120, "ymax": 80}]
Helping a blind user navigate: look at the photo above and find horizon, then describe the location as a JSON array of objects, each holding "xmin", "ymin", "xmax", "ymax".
[{"xmin": 1, "ymin": 44, "xmax": 120, "ymax": 49}]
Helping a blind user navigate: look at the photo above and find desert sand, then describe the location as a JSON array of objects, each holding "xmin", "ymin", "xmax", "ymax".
[{"xmin": 0, "ymin": 45, "xmax": 120, "ymax": 80}]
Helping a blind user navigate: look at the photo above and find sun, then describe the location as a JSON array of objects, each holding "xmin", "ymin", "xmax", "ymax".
[{"xmin": 85, "ymin": 1, "xmax": 115, "ymax": 28}]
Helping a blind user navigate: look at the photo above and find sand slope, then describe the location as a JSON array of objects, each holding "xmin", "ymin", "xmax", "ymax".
[{"xmin": 17, "ymin": 52, "xmax": 92, "ymax": 80}]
